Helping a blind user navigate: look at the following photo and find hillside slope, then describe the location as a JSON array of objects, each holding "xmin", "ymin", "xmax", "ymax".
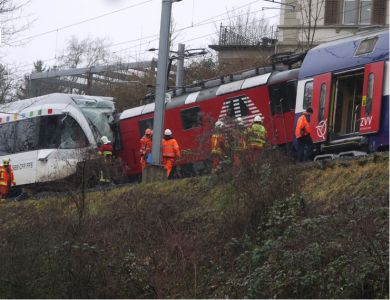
[{"xmin": 0, "ymin": 152, "xmax": 388, "ymax": 298}]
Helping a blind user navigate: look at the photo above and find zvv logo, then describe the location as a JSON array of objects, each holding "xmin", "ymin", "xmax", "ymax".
[{"xmin": 360, "ymin": 116, "xmax": 373, "ymax": 127}]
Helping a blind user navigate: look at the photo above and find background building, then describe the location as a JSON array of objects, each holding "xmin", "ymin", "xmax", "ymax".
[{"xmin": 277, "ymin": 0, "xmax": 388, "ymax": 51}]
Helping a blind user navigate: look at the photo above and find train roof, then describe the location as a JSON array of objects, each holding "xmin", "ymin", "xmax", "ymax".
[
  {"xmin": 120, "ymin": 72, "xmax": 271, "ymax": 120},
  {"xmin": 299, "ymin": 29, "xmax": 389, "ymax": 79},
  {"xmin": 0, "ymin": 93, "xmax": 114, "ymax": 122},
  {"xmin": 120, "ymin": 67, "xmax": 301, "ymax": 121}
]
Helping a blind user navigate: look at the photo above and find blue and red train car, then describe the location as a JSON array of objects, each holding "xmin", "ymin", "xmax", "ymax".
[{"xmin": 295, "ymin": 28, "xmax": 389, "ymax": 154}]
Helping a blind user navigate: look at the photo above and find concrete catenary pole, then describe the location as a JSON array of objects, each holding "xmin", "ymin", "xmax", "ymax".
[
  {"xmin": 175, "ymin": 43, "xmax": 185, "ymax": 96},
  {"xmin": 151, "ymin": 0, "xmax": 174, "ymax": 166}
]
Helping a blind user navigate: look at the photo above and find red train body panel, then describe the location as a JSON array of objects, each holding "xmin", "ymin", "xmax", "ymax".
[{"xmin": 117, "ymin": 68, "xmax": 299, "ymax": 177}]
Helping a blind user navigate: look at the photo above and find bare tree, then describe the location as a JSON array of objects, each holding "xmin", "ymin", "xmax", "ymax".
[
  {"xmin": 57, "ymin": 36, "xmax": 112, "ymax": 69},
  {"xmin": 0, "ymin": 64, "xmax": 19, "ymax": 103},
  {"xmin": 296, "ymin": 0, "xmax": 326, "ymax": 49},
  {"xmin": 215, "ymin": 8, "xmax": 273, "ymax": 46},
  {"xmin": 0, "ymin": 0, "xmax": 31, "ymax": 45}
]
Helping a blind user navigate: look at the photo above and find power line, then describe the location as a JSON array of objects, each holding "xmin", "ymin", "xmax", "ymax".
[
  {"xmin": 9, "ymin": 0, "xmax": 155, "ymax": 45},
  {"xmin": 14, "ymin": 0, "xmax": 280, "ymax": 72},
  {"xmin": 18, "ymin": 0, "xmax": 373, "ymax": 74}
]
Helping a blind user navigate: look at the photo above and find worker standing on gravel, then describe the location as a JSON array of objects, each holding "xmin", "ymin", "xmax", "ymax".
[
  {"xmin": 162, "ymin": 129, "xmax": 180, "ymax": 178},
  {"xmin": 0, "ymin": 158, "xmax": 15, "ymax": 199}
]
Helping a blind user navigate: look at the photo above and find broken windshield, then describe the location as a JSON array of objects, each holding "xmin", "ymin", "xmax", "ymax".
[{"xmin": 72, "ymin": 97, "xmax": 115, "ymax": 143}]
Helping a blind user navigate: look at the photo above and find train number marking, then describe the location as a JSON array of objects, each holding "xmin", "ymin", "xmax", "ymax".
[{"xmin": 12, "ymin": 162, "xmax": 34, "ymax": 171}]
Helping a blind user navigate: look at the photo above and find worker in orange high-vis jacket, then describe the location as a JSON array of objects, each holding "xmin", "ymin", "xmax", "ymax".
[
  {"xmin": 140, "ymin": 128, "xmax": 153, "ymax": 171},
  {"xmin": 0, "ymin": 158, "xmax": 16, "ymax": 199},
  {"xmin": 162, "ymin": 129, "xmax": 180, "ymax": 178},
  {"xmin": 295, "ymin": 107, "xmax": 313, "ymax": 162}
]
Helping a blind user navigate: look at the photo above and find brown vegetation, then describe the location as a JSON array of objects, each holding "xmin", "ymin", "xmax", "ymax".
[{"xmin": 0, "ymin": 153, "xmax": 388, "ymax": 298}]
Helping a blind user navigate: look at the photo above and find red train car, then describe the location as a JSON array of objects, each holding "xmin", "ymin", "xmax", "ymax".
[{"xmin": 117, "ymin": 67, "xmax": 299, "ymax": 178}]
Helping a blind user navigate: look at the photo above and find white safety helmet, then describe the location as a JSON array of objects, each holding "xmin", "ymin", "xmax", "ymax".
[
  {"xmin": 100, "ymin": 136, "xmax": 110, "ymax": 144},
  {"xmin": 164, "ymin": 129, "xmax": 172, "ymax": 136},
  {"xmin": 236, "ymin": 117, "xmax": 244, "ymax": 126},
  {"xmin": 215, "ymin": 120, "xmax": 224, "ymax": 128},
  {"xmin": 254, "ymin": 114, "xmax": 264, "ymax": 123}
]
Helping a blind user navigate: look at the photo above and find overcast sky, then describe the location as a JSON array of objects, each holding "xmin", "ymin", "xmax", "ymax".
[{"xmin": 1, "ymin": 0, "xmax": 281, "ymax": 76}]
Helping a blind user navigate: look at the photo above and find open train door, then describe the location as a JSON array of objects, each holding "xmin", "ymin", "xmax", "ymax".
[
  {"xmin": 310, "ymin": 73, "xmax": 332, "ymax": 143},
  {"xmin": 359, "ymin": 61, "xmax": 385, "ymax": 134}
]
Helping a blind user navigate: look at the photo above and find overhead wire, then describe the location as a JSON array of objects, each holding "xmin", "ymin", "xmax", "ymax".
[
  {"xmin": 16, "ymin": 0, "xmax": 375, "ymax": 75},
  {"xmin": 8, "ymin": 0, "xmax": 155, "ymax": 45}
]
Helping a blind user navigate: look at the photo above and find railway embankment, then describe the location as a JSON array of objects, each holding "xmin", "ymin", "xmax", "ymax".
[{"xmin": 0, "ymin": 152, "xmax": 388, "ymax": 298}]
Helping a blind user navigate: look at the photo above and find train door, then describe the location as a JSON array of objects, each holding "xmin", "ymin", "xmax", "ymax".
[
  {"xmin": 310, "ymin": 73, "xmax": 332, "ymax": 143},
  {"xmin": 330, "ymin": 70, "xmax": 364, "ymax": 140},
  {"xmin": 359, "ymin": 61, "xmax": 385, "ymax": 134},
  {"xmin": 268, "ymin": 81, "xmax": 297, "ymax": 145}
]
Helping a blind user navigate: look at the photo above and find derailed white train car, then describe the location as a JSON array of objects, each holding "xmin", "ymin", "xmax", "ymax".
[{"xmin": 0, "ymin": 93, "xmax": 115, "ymax": 186}]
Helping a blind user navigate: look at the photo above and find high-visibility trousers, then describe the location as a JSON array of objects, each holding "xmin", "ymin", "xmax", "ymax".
[
  {"xmin": 162, "ymin": 157, "xmax": 175, "ymax": 178},
  {"xmin": 0, "ymin": 184, "xmax": 10, "ymax": 198},
  {"xmin": 140, "ymin": 157, "xmax": 146, "ymax": 172}
]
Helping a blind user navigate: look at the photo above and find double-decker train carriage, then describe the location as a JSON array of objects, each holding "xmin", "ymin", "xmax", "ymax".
[
  {"xmin": 295, "ymin": 28, "xmax": 389, "ymax": 156},
  {"xmin": 0, "ymin": 94, "xmax": 115, "ymax": 186},
  {"xmin": 118, "ymin": 66, "xmax": 301, "ymax": 177}
]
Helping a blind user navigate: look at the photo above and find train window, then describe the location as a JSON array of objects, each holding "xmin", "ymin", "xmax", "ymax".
[
  {"xmin": 269, "ymin": 85, "xmax": 283, "ymax": 115},
  {"xmin": 365, "ymin": 73, "xmax": 374, "ymax": 115},
  {"xmin": 59, "ymin": 116, "xmax": 89, "ymax": 149},
  {"xmin": 355, "ymin": 37, "xmax": 378, "ymax": 56},
  {"xmin": 318, "ymin": 83, "xmax": 327, "ymax": 122},
  {"xmin": 303, "ymin": 81, "xmax": 313, "ymax": 109},
  {"xmin": 225, "ymin": 96, "xmax": 249, "ymax": 118},
  {"xmin": 15, "ymin": 118, "xmax": 40, "ymax": 153},
  {"xmin": 138, "ymin": 118, "xmax": 154, "ymax": 137},
  {"xmin": 181, "ymin": 107, "xmax": 202, "ymax": 130},
  {"xmin": 269, "ymin": 82, "xmax": 297, "ymax": 115},
  {"xmin": 39, "ymin": 116, "xmax": 62, "ymax": 148},
  {"xmin": 0, "ymin": 122, "xmax": 15, "ymax": 155}
]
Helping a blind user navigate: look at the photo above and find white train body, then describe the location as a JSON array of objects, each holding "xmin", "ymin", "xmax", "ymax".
[{"xmin": 0, "ymin": 93, "xmax": 115, "ymax": 186}]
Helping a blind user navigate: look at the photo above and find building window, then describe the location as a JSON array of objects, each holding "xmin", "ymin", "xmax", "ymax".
[
  {"xmin": 359, "ymin": 0, "xmax": 372, "ymax": 24},
  {"xmin": 343, "ymin": 0, "xmax": 372, "ymax": 25},
  {"xmin": 181, "ymin": 107, "xmax": 202, "ymax": 130}
]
